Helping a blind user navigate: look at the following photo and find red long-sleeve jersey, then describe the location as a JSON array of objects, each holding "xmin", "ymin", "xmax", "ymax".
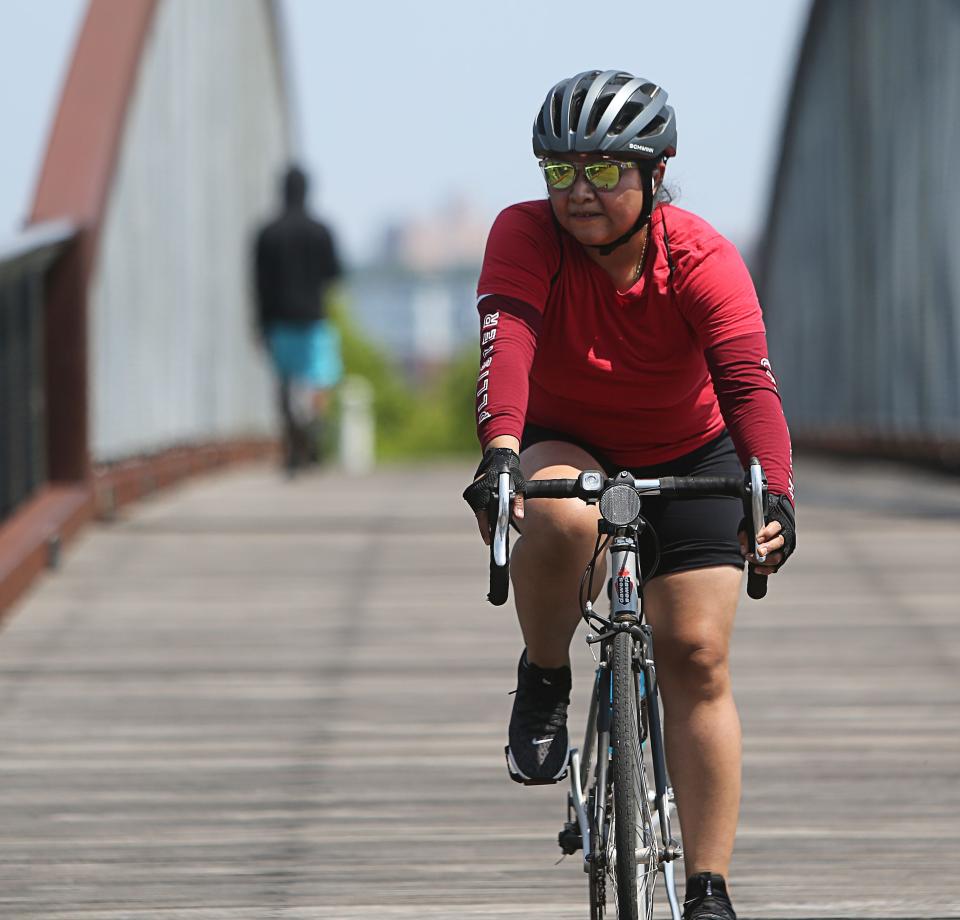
[{"xmin": 473, "ymin": 201, "xmax": 794, "ymax": 502}]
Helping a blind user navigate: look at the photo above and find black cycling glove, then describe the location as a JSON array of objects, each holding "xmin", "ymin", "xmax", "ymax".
[
  {"xmin": 462, "ymin": 447, "xmax": 525, "ymax": 515},
  {"xmin": 738, "ymin": 493, "xmax": 796, "ymax": 571}
]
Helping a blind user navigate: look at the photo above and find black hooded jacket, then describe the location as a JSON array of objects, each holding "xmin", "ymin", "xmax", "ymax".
[{"xmin": 255, "ymin": 170, "xmax": 342, "ymax": 328}]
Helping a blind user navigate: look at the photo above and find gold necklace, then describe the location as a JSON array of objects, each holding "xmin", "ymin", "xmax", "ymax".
[{"xmin": 629, "ymin": 229, "xmax": 650, "ymax": 285}]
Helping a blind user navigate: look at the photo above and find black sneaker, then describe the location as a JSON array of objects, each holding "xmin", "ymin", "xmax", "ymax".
[
  {"xmin": 505, "ymin": 650, "xmax": 571, "ymax": 785},
  {"xmin": 683, "ymin": 873, "xmax": 737, "ymax": 920}
]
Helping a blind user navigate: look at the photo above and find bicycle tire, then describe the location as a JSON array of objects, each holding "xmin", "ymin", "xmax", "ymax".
[
  {"xmin": 610, "ymin": 631, "xmax": 657, "ymax": 920},
  {"xmin": 589, "ymin": 857, "xmax": 604, "ymax": 920}
]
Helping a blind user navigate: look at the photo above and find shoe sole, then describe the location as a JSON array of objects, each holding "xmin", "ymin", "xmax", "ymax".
[{"xmin": 504, "ymin": 744, "xmax": 570, "ymax": 785}]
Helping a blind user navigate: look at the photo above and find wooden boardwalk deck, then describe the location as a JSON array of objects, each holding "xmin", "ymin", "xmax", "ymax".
[{"xmin": 1, "ymin": 457, "xmax": 959, "ymax": 918}]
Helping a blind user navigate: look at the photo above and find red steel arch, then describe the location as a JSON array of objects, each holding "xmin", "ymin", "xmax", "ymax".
[
  {"xmin": 30, "ymin": 0, "xmax": 158, "ymax": 483},
  {"xmin": 32, "ymin": 0, "xmax": 158, "ymax": 245}
]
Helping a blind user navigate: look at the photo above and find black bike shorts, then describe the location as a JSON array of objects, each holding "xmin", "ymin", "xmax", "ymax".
[{"xmin": 520, "ymin": 424, "xmax": 745, "ymax": 580}]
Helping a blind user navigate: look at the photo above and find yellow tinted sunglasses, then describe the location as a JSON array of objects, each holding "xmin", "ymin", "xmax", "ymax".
[{"xmin": 539, "ymin": 158, "xmax": 638, "ymax": 191}]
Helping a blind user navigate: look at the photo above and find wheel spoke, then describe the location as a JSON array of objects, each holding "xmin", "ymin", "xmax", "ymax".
[{"xmin": 591, "ymin": 633, "xmax": 667, "ymax": 919}]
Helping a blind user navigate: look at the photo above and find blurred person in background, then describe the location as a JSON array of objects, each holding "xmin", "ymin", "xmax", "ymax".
[
  {"xmin": 462, "ymin": 70, "xmax": 796, "ymax": 920},
  {"xmin": 255, "ymin": 165, "xmax": 343, "ymax": 473}
]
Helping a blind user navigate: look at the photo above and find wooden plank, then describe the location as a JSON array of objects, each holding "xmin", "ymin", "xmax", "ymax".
[{"xmin": 0, "ymin": 457, "xmax": 958, "ymax": 918}]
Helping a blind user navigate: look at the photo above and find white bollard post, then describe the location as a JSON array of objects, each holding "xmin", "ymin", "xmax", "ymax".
[{"xmin": 338, "ymin": 375, "xmax": 375, "ymax": 473}]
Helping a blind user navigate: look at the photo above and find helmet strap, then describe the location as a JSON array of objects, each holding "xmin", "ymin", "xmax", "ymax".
[{"xmin": 590, "ymin": 166, "xmax": 655, "ymax": 256}]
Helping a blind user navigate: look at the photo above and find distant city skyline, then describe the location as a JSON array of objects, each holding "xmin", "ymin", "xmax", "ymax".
[{"xmin": 1, "ymin": 0, "xmax": 810, "ymax": 260}]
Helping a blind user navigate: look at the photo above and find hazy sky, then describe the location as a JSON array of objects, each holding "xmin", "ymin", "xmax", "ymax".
[
  {"xmin": 0, "ymin": 0, "xmax": 86, "ymax": 238},
  {"xmin": 0, "ymin": 0, "xmax": 810, "ymax": 260}
]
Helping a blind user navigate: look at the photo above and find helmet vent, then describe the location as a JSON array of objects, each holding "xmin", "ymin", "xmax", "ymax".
[
  {"xmin": 585, "ymin": 93, "xmax": 615, "ymax": 136},
  {"xmin": 569, "ymin": 87, "xmax": 588, "ymax": 130},
  {"xmin": 639, "ymin": 114, "xmax": 666, "ymax": 138},
  {"xmin": 610, "ymin": 101, "xmax": 645, "ymax": 135},
  {"xmin": 550, "ymin": 93, "xmax": 563, "ymax": 136}
]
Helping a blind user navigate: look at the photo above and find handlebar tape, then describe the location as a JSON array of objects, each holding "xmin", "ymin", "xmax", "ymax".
[
  {"xmin": 488, "ymin": 529, "xmax": 510, "ymax": 606},
  {"xmin": 658, "ymin": 475, "xmax": 743, "ymax": 497},
  {"xmin": 747, "ymin": 569, "xmax": 768, "ymax": 599},
  {"xmin": 524, "ymin": 479, "xmax": 579, "ymax": 498},
  {"xmin": 488, "ymin": 557, "xmax": 510, "ymax": 605},
  {"xmin": 524, "ymin": 476, "xmax": 743, "ymax": 499}
]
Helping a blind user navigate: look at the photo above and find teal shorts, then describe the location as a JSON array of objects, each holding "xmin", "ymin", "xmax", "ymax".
[{"xmin": 266, "ymin": 320, "xmax": 343, "ymax": 389}]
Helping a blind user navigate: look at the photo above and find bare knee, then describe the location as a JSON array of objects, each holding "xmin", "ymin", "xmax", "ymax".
[
  {"xmin": 516, "ymin": 500, "xmax": 599, "ymax": 570},
  {"xmin": 644, "ymin": 568, "xmax": 740, "ymax": 706},
  {"xmin": 658, "ymin": 638, "xmax": 731, "ymax": 704}
]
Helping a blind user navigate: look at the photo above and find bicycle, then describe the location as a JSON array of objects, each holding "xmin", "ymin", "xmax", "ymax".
[{"xmin": 485, "ymin": 459, "xmax": 770, "ymax": 920}]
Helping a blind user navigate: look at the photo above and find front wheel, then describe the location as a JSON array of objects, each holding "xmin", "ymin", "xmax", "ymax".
[{"xmin": 609, "ymin": 631, "xmax": 657, "ymax": 919}]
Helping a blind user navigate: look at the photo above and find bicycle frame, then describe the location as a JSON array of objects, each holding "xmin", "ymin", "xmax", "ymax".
[
  {"xmin": 490, "ymin": 463, "xmax": 769, "ymax": 919},
  {"xmin": 565, "ymin": 522, "xmax": 684, "ymax": 920}
]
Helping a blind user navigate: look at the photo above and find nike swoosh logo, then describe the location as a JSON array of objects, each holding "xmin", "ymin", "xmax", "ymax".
[{"xmin": 531, "ymin": 738, "xmax": 553, "ymax": 745}]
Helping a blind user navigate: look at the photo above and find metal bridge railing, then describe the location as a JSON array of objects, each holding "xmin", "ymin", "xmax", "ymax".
[{"xmin": 0, "ymin": 221, "xmax": 76, "ymax": 522}]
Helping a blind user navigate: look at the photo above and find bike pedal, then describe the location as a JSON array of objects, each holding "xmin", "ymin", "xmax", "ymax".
[{"xmin": 557, "ymin": 822, "xmax": 583, "ymax": 854}]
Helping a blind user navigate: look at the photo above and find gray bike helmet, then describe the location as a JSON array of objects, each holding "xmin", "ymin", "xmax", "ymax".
[{"xmin": 533, "ymin": 70, "xmax": 677, "ymax": 253}]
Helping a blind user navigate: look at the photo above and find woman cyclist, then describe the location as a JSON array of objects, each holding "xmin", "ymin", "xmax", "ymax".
[{"xmin": 463, "ymin": 71, "xmax": 796, "ymax": 920}]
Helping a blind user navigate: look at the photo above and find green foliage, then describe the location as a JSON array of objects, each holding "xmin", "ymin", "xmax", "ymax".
[
  {"xmin": 380, "ymin": 347, "xmax": 480, "ymax": 459},
  {"xmin": 328, "ymin": 290, "xmax": 479, "ymax": 461}
]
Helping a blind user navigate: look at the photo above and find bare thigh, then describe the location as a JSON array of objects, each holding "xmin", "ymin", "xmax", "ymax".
[
  {"xmin": 517, "ymin": 440, "xmax": 606, "ymax": 575},
  {"xmin": 510, "ymin": 441, "xmax": 606, "ymax": 666}
]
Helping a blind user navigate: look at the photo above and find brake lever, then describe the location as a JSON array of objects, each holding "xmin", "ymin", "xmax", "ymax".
[
  {"xmin": 746, "ymin": 458, "xmax": 769, "ymax": 600},
  {"xmin": 493, "ymin": 470, "xmax": 512, "ymax": 567},
  {"xmin": 488, "ymin": 471, "xmax": 513, "ymax": 606},
  {"xmin": 750, "ymin": 460, "xmax": 767, "ymax": 565}
]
